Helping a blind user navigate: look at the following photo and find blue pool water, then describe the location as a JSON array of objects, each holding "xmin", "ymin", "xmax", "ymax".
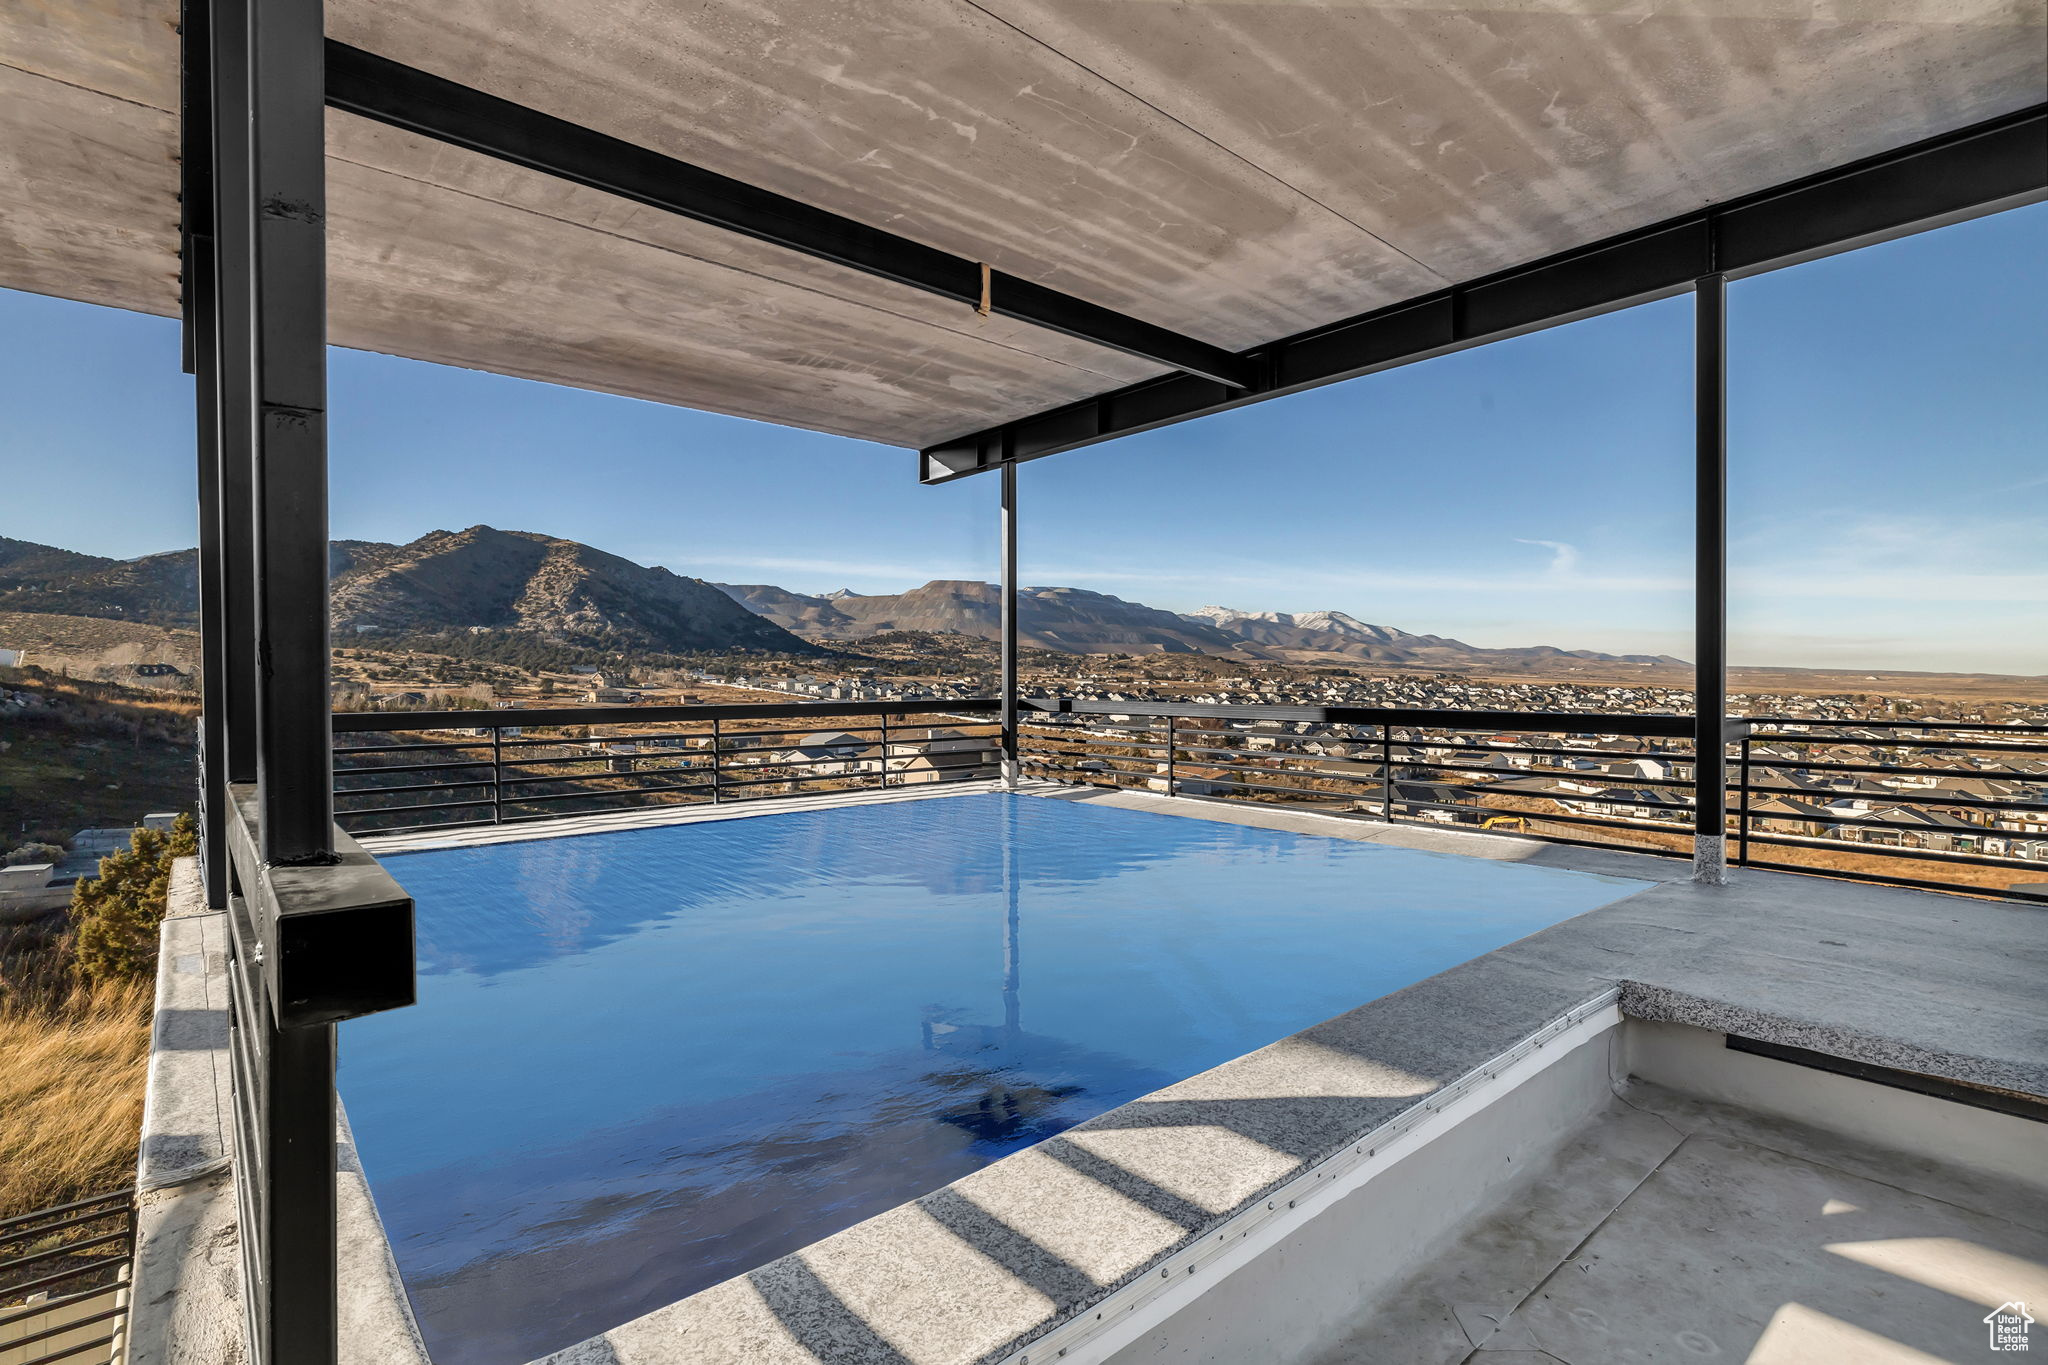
[{"xmin": 340, "ymin": 793, "xmax": 1643, "ymax": 1364}]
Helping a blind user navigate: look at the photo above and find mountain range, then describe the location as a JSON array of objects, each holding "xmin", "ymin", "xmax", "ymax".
[
  {"xmin": 710, "ymin": 580, "xmax": 1682, "ymax": 668},
  {"xmin": 0, "ymin": 528, "xmax": 813, "ymax": 655},
  {"xmin": 0, "ymin": 528, "xmax": 1682, "ymax": 669}
]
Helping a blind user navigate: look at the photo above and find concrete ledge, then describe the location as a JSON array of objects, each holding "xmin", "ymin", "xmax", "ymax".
[
  {"xmin": 129, "ymin": 859, "xmax": 432, "ymax": 1365},
  {"xmin": 1620, "ymin": 980, "xmax": 2048, "ymax": 1099},
  {"xmin": 139, "ymin": 860, "xmax": 230, "ymax": 1186}
]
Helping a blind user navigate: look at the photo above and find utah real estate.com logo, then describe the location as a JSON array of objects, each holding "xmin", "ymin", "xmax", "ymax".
[{"xmin": 1987, "ymin": 1302, "xmax": 2035, "ymax": 1352}]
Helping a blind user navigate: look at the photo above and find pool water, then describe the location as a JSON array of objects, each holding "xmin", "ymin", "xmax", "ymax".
[{"xmin": 340, "ymin": 792, "xmax": 1644, "ymax": 1364}]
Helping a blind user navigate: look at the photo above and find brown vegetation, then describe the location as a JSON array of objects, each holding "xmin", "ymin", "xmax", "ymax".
[
  {"xmin": 0, "ymin": 819, "xmax": 193, "ymax": 1223},
  {"xmin": 0, "ymin": 939, "xmax": 150, "ymax": 1218}
]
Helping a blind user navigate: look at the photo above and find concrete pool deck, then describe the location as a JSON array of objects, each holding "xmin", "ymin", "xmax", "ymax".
[{"xmin": 135, "ymin": 783, "xmax": 2046, "ymax": 1364}]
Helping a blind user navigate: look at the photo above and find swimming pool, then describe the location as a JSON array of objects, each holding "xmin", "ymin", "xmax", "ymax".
[{"xmin": 340, "ymin": 791, "xmax": 1647, "ymax": 1364}]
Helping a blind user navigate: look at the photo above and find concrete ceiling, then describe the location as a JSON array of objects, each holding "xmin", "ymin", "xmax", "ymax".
[{"xmin": 3, "ymin": 0, "xmax": 2042, "ymax": 447}]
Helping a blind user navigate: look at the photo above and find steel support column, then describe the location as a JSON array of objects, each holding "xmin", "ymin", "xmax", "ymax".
[
  {"xmin": 208, "ymin": 0, "xmax": 257, "ymax": 798},
  {"xmin": 1000, "ymin": 461, "xmax": 1020, "ymax": 786},
  {"xmin": 203, "ymin": 0, "xmax": 349, "ymax": 1359},
  {"xmin": 246, "ymin": 0, "xmax": 335, "ymax": 864},
  {"xmin": 1693, "ymin": 273, "xmax": 1729, "ymax": 885},
  {"xmin": 180, "ymin": 0, "xmax": 229, "ymax": 908}
]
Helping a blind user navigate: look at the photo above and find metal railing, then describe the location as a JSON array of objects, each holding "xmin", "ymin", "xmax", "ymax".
[
  {"xmin": 0, "ymin": 1191, "xmax": 134, "ymax": 1365},
  {"xmin": 323, "ymin": 697, "xmax": 2048, "ymax": 902},
  {"xmin": 1017, "ymin": 700, "xmax": 2048, "ymax": 904},
  {"xmin": 1734, "ymin": 718, "xmax": 2048, "ymax": 900},
  {"xmin": 331, "ymin": 699, "xmax": 1006, "ymax": 835}
]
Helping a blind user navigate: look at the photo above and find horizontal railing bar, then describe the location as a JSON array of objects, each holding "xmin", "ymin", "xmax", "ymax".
[
  {"xmin": 1395, "ymin": 761, "xmax": 1700, "ymax": 793},
  {"xmin": 1027, "ymin": 749, "xmax": 1703, "ymax": 811},
  {"xmin": 334, "ymin": 816, "xmax": 490, "ymax": 837},
  {"xmin": 1073, "ymin": 769, "xmax": 1363, "ymax": 804},
  {"xmin": 0, "ymin": 1257, "xmax": 130, "ymax": 1299},
  {"xmin": 1739, "ymin": 857, "xmax": 2048, "ymax": 902},
  {"xmin": 0, "ymin": 1281, "xmax": 130, "ymax": 1329},
  {"xmin": 332, "ymin": 797, "xmax": 500, "ymax": 818},
  {"xmin": 0, "ymin": 1194, "xmax": 133, "ymax": 1233},
  {"xmin": 332, "ymin": 759, "xmax": 494, "ymax": 778},
  {"xmin": 334, "ymin": 699, "xmax": 1003, "ymax": 732},
  {"xmin": 1745, "ymin": 757, "xmax": 2048, "ymax": 781},
  {"xmin": 489, "ymin": 752, "xmax": 703, "ymax": 771},
  {"xmin": 1027, "ymin": 725, "xmax": 1698, "ymax": 767},
  {"xmin": 13, "ymin": 1330, "xmax": 124, "ymax": 1365},
  {"xmin": 0, "ymin": 1231, "xmax": 132, "ymax": 1277},
  {"xmin": 497, "ymin": 764, "xmax": 710, "ymax": 786},
  {"xmin": 1458, "ymin": 820, "xmax": 1692, "ymax": 860},
  {"xmin": 1743, "ymin": 716, "xmax": 2048, "ymax": 733},
  {"xmin": 1749, "ymin": 734, "xmax": 2048, "ymax": 755},
  {"xmin": 2, "ymin": 1303, "xmax": 130, "ymax": 1350},
  {"xmin": 1389, "ymin": 792, "xmax": 1697, "ymax": 831},
  {"xmin": 1744, "ymin": 806, "xmax": 2047, "ymax": 838},
  {"xmin": 0, "ymin": 1209, "xmax": 130, "ymax": 1248},
  {"xmin": 1739, "ymin": 785, "xmax": 2048, "ymax": 814},
  {"xmin": 506, "ymin": 781, "xmax": 717, "ymax": 804},
  {"xmin": 1024, "ymin": 699, "xmax": 1713, "ymax": 738},
  {"xmin": 1059, "ymin": 754, "xmax": 1374, "ymax": 785},
  {"xmin": 1740, "ymin": 828, "xmax": 2048, "ymax": 871},
  {"xmin": 332, "ymin": 777, "xmax": 497, "ymax": 798},
  {"xmin": 332, "ymin": 738, "xmax": 492, "ymax": 757}
]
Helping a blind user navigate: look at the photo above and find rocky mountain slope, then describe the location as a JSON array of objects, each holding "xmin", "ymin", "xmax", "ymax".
[
  {"xmin": 0, "ymin": 537, "xmax": 199, "ymax": 626},
  {"xmin": 1, "ymin": 529, "xmax": 817, "ymax": 655},
  {"xmin": 713, "ymin": 580, "xmax": 1682, "ymax": 668},
  {"xmin": 1185, "ymin": 604, "xmax": 1681, "ymax": 667},
  {"xmin": 714, "ymin": 580, "xmax": 1249, "ymax": 655}
]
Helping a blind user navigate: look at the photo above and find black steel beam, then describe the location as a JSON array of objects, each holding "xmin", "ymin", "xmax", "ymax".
[
  {"xmin": 249, "ymin": 0, "xmax": 335, "ymax": 864},
  {"xmin": 207, "ymin": 0, "xmax": 258, "ymax": 793},
  {"xmin": 332, "ymin": 698, "xmax": 1004, "ymax": 732},
  {"xmin": 1694, "ymin": 273, "xmax": 1729, "ymax": 884},
  {"xmin": 181, "ymin": 0, "xmax": 228, "ymax": 908},
  {"xmin": 223, "ymin": 789, "xmax": 416, "ymax": 1028},
  {"xmin": 922, "ymin": 104, "xmax": 2047, "ymax": 482},
  {"xmin": 1000, "ymin": 463, "xmax": 1019, "ymax": 780},
  {"xmin": 321, "ymin": 42, "xmax": 1252, "ymax": 391}
]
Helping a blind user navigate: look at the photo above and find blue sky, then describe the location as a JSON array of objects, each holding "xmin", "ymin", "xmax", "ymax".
[{"xmin": 2, "ymin": 202, "xmax": 2041, "ymax": 674}]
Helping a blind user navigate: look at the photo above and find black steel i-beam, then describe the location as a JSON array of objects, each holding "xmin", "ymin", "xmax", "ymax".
[
  {"xmin": 1000, "ymin": 462, "xmax": 1020, "ymax": 782},
  {"xmin": 320, "ymin": 42, "xmax": 1252, "ymax": 391},
  {"xmin": 179, "ymin": 0, "xmax": 228, "ymax": 908},
  {"xmin": 922, "ymin": 104, "xmax": 2047, "ymax": 482},
  {"xmin": 1693, "ymin": 273, "xmax": 1729, "ymax": 885},
  {"xmin": 208, "ymin": 0, "xmax": 259, "ymax": 799},
  {"xmin": 248, "ymin": 0, "xmax": 336, "ymax": 866}
]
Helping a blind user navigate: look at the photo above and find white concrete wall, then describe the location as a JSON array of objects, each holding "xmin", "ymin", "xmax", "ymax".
[
  {"xmin": 1097, "ymin": 1023, "xmax": 1623, "ymax": 1365},
  {"xmin": 1623, "ymin": 1018, "xmax": 2047, "ymax": 1195}
]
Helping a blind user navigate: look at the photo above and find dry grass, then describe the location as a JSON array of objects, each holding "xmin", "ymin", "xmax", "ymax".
[{"xmin": 0, "ymin": 936, "xmax": 151, "ymax": 1219}]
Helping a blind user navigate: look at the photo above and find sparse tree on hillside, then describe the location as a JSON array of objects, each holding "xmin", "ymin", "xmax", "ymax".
[{"xmin": 71, "ymin": 814, "xmax": 198, "ymax": 984}]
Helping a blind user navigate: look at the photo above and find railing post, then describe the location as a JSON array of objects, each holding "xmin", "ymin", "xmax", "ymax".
[
  {"xmin": 1165, "ymin": 714, "xmax": 1177, "ymax": 795},
  {"xmin": 1692, "ymin": 270, "xmax": 1729, "ymax": 885},
  {"xmin": 1736, "ymin": 731, "xmax": 1753, "ymax": 866},
  {"xmin": 1380, "ymin": 725, "xmax": 1395, "ymax": 823},
  {"xmin": 491, "ymin": 725, "xmax": 503, "ymax": 825},
  {"xmin": 711, "ymin": 718, "xmax": 723, "ymax": 804},
  {"xmin": 999, "ymin": 460, "xmax": 1020, "ymax": 787},
  {"xmin": 880, "ymin": 711, "xmax": 891, "ymax": 788}
]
